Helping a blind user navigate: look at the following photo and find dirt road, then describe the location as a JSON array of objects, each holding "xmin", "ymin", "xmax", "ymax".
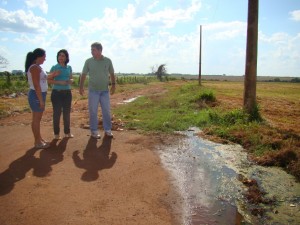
[
  {"xmin": 0, "ymin": 125, "xmax": 181, "ymax": 225},
  {"xmin": 0, "ymin": 84, "xmax": 182, "ymax": 225}
]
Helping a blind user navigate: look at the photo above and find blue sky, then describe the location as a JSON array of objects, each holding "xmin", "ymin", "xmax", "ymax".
[{"xmin": 0, "ymin": 0, "xmax": 299, "ymax": 77}]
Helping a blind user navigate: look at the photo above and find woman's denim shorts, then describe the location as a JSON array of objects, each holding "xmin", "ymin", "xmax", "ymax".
[{"xmin": 28, "ymin": 89, "xmax": 47, "ymax": 112}]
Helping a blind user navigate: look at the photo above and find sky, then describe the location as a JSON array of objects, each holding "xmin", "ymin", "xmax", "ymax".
[{"xmin": 0, "ymin": 0, "xmax": 300, "ymax": 77}]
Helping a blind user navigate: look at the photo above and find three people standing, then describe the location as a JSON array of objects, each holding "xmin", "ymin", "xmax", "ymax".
[{"xmin": 25, "ymin": 42, "xmax": 115, "ymax": 149}]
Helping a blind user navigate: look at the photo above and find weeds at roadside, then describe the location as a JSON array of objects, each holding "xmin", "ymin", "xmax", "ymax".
[{"xmin": 113, "ymin": 81, "xmax": 300, "ymax": 181}]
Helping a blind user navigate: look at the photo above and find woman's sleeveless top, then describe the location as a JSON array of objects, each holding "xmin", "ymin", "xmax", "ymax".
[{"xmin": 27, "ymin": 64, "xmax": 48, "ymax": 92}]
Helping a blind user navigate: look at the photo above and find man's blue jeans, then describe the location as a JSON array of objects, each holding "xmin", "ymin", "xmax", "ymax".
[{"xmin": 88, "ymin": 90, "xmax": 112, "ymax": 133}]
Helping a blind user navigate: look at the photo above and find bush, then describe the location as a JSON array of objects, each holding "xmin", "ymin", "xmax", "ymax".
[
  {"xmin": 199, "ymin": 91, "xmax": 216, "ymax": 102},
  {"xmin": 248, "ymin": 104, "xmax": 262, "ymax": 122},
  {"xmin": 208, "ymin": 109, "xmax": 249, "ymax": 126}
]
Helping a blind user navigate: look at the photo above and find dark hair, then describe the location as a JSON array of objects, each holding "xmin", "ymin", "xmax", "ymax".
[
  {"xmin": 25, "ymin": 48, "xmax": 46, "ymax": 72},
  {"xmin": 57, "ymin": 49, "xmax": 69, "ymax": 65},
  {"xmin": 91, "ymin": 42, "xmax": 103, "ymax": 51}
]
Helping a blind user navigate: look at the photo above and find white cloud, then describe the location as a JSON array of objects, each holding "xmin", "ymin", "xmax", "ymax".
[
  {"xmin": 258, "ymin": 31, "xmax": 300, "ymax": 76},
  {"xmin": 144, "ymin": 0, "xmax": 201, "ymax": 28},
  {"xmin": 79, "ymin": 0, "xmax": 201, "ymax": 34},
  {"xmin": 259, "ymin": 32, "xmax": 289, "ymax": 44},
  {"xmin": 0, "ymin": 45, "xmax": 9, "ymax": 56},
  {"xmin": 204, "ymin": 21, "xmax": 247, "ymax": 40},
  {"xmin": 147, "ymin": 1, "xmax": 159, "ymax": 10},
  {"xmin": 0, "ymin": 37, "xmax": 8, "ymax": 41},
  {"xmin": 289, "ymin": 10, "xmax": 300, "ymax": 21},
  {"xmin": 0, "ymin": 8, "xmax": 59, "ymax": 34},
  {"xmin": 75, "ymin": 0, "xmax": 202, "ymax": 54},
  {"xmin": 25, "ymin": 0, "xmax": 48, "ymax": 14}
]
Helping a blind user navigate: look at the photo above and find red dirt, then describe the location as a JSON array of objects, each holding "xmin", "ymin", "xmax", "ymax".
[{"xmin": 0, "ymin": 83, "xmax": 182, "ymax": 225}]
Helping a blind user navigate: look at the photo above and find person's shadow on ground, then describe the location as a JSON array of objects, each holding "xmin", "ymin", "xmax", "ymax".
[
  {"xmin": 33, "ymin": 137, "xmax": 69, "ymax": 177},
  {"xmin": 72, "ymin": 136, "xmax": 117, "ymax": 182},
  {"xmin": 0, "ymin": 147, "xmax": 38, "ymax": 195},
  {"xmin": 0, "ymin": 138, "xmax": 69, "ymax": 195}
]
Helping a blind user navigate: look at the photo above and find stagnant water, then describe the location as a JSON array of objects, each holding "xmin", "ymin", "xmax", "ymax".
[
  {"xmin": 157, "ymin": 128, "xmax": 300, "ymax": 225},
  {"xmin": 118, "ymin": 96, "xmax": 142, "ymax": 104}
]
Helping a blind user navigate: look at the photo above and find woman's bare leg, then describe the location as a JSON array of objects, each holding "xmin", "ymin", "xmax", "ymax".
[{"xmin": 32, "ymin": 111, "xmax": 43, "ymax": 145}]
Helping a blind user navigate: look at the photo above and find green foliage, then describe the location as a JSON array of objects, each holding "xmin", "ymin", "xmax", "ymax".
[
  {"xmin": 155, "ymin": 64, "xmax": 167, "ymax": 81},
  {"xmin": 114, "ymin": 82, "xmax": 217, "ymax": 132},
  {"xmin": 208, "ymin": 109, "xmax": 249, "ymax": 126},
  {"xmin": 0, "ymin": 75, "xmax": 28, "ymax": 95},
  {"xmin": 117, "ymin": 76, "xmax": 157, "ymax": 85},
  {"xmin": 190, "ymin": 90, "xmax": 216, "ymax": 106},
  {"xmin": 114, "ymin": 81, "xmax": 284, "ymax": 161},
  {"xmin": 199, "ymin": 90, "xmax": 216, "ymax": 102},
  {"xmin": 248, "ymin": 103, "xmax": 263, "ymax": 122},
  {"xmin": 0, "ymin": 74, "xmax": 178, "ymax": 96},
  {"xmin": 116, "ymin": 75, "xmax": 176, "ymax": 85},
  {"xmin": 291, "ymin": 77, "xmax": 300, "ymax": 83},
  {"xmin": 72, "ymin": 76, "xmax": 80, "ymax": 88}
]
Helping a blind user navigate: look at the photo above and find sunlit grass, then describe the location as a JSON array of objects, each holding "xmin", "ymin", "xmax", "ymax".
[
  {"xmin": 114, "ymin": 82, "xmax": 217, "ymax": 132},
  {"xmin": 113, "ymin": 80, "xmax": 300, "ymax": 180}
]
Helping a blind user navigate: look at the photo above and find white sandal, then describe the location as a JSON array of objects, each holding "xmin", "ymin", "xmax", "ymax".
[{"xmin": 35, "ymin": 142, "xmax": 50, "ymax": 149}]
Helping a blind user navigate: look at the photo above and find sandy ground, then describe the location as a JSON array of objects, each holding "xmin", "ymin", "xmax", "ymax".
[
  {"xmin": 0, "ymin": 84, "xmax": 182, "ymax": 225},
  {"xmin": 0, "ymin": 126, "xmax": 181, "ymax": 225}
]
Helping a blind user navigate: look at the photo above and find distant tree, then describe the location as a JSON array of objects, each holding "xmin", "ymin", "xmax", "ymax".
[
  {"xmin": 152, "ymin": 64, "xmax": 167, "ymax": 81},
  {"xmin": 0, "ymin": 55, "xmax": 9, "ymax": 68},
  {"xmin": 4, "ymin": 71, "xmax": 12, "ymax": 86},
  {"xmin": 291, "ymin": 78, "xmax": 300, "ymax": 83},
  {"xmin": 273, "ymin": 78, "xmax": 281, "ymax": 82}
]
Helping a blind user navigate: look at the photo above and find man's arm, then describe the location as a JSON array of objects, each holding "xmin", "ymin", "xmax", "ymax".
[
  {"xmin": 110, "ymin": 73, "xmax": 116, "ymax": 95},
  {"xmin": 79, "ymin": 73, "xmax": 87, "ymax": 95}
]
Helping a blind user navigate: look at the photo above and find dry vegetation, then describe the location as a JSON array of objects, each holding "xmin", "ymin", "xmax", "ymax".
[{"xmin": 201, "ymin": 81, "xmax": 300, "ymax": 180}]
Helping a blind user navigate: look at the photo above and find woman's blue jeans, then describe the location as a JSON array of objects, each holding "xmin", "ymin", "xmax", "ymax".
[
  {"xmin": 88, "ymin": 90, "xmax": 112, "ymax": 133},
  {"xmin": 51, "ymin": 89, "xmax": 72, "ymax": 135}
]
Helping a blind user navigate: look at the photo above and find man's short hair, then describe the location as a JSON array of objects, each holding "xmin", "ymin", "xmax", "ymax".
[{"xmin": 91, "ymin": 42, "xmax": 103, "ymax": 51}]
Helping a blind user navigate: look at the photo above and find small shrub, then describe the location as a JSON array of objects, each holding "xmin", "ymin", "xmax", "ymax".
[
  {"xmin": 199, "ymin": 91, "xmax": 216, "ymax": 102},
  {"xmin": 248, "ymin": 104, "xmax": 263, "ymax": 122},
  {"xmin": 190, "ymin": 90, "xmax": 216, "ymax": 109},
  {"xmin": 208, "ymin": 109, "xmax": 248, "ymax": 126}
]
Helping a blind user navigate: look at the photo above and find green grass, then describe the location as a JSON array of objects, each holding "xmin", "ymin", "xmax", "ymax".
[
  {"xmin": 114, "ymin": 81, "xmax": 257, "ymax": 133},
  {"xmin": 114, "ymin": 82, "xmax": 217, "ymax": 132}
]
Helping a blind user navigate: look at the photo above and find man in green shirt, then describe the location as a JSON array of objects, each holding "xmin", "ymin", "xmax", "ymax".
[{"xmin": 79, "ymin": 42, "xmax": 116, "ymax": 139}]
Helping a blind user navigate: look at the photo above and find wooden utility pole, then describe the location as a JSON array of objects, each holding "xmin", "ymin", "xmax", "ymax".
[
  {"xmin": 198, "ymin": 25, "xmax": 202, "ymax": 85},
  {"xmin": 244, "ymin": 0, "xmax": 259, "ymax": 114}
]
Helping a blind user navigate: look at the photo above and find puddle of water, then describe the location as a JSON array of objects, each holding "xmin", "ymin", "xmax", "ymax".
[
  {"xmin": 158, "ymin": 128, "xmax": 300, "ymax": 225},
  {"xmin": 117, "ymin": 96, "xmax": 141, "ymax": 104}
]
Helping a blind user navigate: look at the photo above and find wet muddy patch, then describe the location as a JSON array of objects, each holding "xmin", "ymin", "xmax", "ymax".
[
  {"xmin": 157, "ymin": 128, "xmax": 300, "ymax": 225},
  {"xmin": 117, "ymin": 96, "xmax": 142, "ymax": 104}
]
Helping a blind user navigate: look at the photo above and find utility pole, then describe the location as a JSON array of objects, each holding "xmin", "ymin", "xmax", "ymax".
[
  {"xmin": 244, "ymin": 0, "xmax": 259, "ymax": 115},
  {"xmin": 198, "ymin": 25, "xmax": 202, "ymax": 85}
]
